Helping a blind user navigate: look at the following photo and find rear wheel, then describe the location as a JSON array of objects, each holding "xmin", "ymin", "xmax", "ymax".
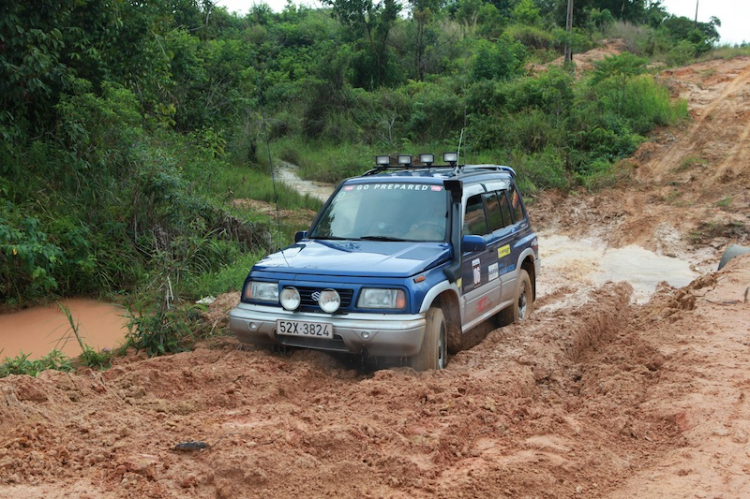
[
  {"xmin": 410, "ymin": 307, "xmax": 448, "ymax": 371},
  {"xmin": 498, "ymin": 269, "xmax": 533, "ymax": 326}
]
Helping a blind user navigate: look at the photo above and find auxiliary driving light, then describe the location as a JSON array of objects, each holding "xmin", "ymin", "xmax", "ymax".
[
  {"xmin": 397, "ymin": 154, "xmax": 412, "ymax": 166},
  {"xmin": 419, "ymin": 153, "xmax": 434, "ymax": 166},
  {"xmin": 376, "ymin": 155, "xmax": 390, "ymax": 166},
  {"xmin": 318, "ymin": 288, "xmax": 341, "ymax": 313},
  {"xmin": 443, "ymin": 152, "xmax": 458, "ymax": 165},
  {"xmin": 280, "ymin": 286, "xmax": 301, "ymax": 311}
]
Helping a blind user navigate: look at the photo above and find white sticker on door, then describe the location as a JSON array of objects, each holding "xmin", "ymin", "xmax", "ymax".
[
  {"xmin": 472, "ymin": 258, "xmax": 481, "ymax": 285},
  {"xmin": 488, "ymin": 263, "xmax": 499, "ymax": 281}
]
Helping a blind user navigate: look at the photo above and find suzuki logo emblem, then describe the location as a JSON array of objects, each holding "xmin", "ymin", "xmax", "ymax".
[{"xmin": 311, "ymin": 291, "xmax": 321, "ymax": 302}]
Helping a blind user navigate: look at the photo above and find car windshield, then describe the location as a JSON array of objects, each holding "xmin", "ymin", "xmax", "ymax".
[{"xmin": 309, "ymin": 182, "xmax": 449, "ymax": 242}]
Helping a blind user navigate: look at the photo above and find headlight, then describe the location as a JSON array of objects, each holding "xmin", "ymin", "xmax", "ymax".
[
  {"xmin": 357, "ymin": 288, "xmax": 406, "ymax": 309},
  {"xmin": 318, "ymin": 288, "xmax": 340, "ymax": 313},
  {"xmin": 244, "ymin": 281, "xmax": 279, "ymax": 303},
  {"xmin": 280, "ymin": 287, "xmax": 301, "ymax": 311}
]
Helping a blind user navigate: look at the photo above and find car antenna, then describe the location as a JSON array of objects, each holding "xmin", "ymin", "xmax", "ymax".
[
  {"xmin": 253, "ymin": 55, "xmax": 285, "ymax": 255},
  {"xmin": 455, "ymin": 128, "xmax": 465, "ymax": 173}
]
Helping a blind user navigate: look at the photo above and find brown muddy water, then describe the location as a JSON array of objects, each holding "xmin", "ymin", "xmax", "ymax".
[{"xmin": 0, "ymin": 299, "xmax": 129, "ymax": 360}]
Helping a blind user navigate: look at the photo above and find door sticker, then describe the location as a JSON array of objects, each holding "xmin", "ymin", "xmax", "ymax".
[
  {"xmin": 472, "ymin": 258, "xmax": 481, "ymax": 285},
  {"xmin": 488, "ymin": 263, "xmax": 499, "ymax": 281},
  {"xmin": 498, "ymin": 245, "xmax": 510, "ymax": 258}
]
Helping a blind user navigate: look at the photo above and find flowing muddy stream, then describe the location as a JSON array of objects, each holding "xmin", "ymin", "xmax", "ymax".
[
  {"xmin": 0, "ymin": 299, "xmax": 129, "ymax": 360},
  {"xmin": 276, "ymin": 160, "xmax": 336, "ymax": 203}
]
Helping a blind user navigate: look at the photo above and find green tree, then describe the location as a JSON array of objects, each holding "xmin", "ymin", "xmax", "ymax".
[
  {"xmin": 409, "ymin": 0, "xmax": 441, "ymax": 81},
  {"xmin": 471, "ymin": 35, "xmax": 527, "ymax": 81},
  {"xmin": 322, "ymin": 0, "xmax": 401, "ymax": 89},
  {"xmin": 513, "ymin": 0, "xmax": 541, "ymax": 26}
]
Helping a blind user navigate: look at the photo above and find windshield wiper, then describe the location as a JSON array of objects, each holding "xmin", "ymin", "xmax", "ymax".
[
  {"xmin": 310, "ymin": 235, "xmax": 350, "ymax": 240},
  {"xmin": 360, "ymin": 235, "xmax": 409, "ymax": 242}
]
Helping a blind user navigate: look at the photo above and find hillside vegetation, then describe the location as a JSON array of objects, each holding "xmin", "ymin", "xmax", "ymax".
[{"xmin": 0, "ymin": 0, "xmax": 741, "ymax": 341}]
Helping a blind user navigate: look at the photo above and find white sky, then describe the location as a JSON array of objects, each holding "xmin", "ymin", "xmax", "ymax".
[
  {"xmin": 661, "ymin": 0, "xmax": 748, "ymax": 45},
  {"xmin": 218, "ymin": 0, "xmax": 748, "ymax": 45}
]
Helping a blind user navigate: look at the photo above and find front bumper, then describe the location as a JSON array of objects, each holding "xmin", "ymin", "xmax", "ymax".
[{"xmin": 229, "ymin": 303, "xmax": 426, "ymax": 357}]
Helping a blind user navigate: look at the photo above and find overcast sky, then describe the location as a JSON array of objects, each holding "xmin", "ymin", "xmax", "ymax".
[{"xmin": 217, "ymin": 0, "xmax": 748, "ymax": 45}]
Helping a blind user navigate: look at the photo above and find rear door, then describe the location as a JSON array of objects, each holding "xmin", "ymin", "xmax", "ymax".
[{"xmin": 497, "ymin": 184, "xmax": 531, "ymax": 304}]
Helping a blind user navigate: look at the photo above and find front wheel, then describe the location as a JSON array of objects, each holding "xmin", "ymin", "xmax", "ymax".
[
  {"xmin": 498, "ymin": 269, "xmax": 534, "ymax": 326},
  {"xmin": 410, "ymin": 307, "xmax": 448, "ymax": 371}
]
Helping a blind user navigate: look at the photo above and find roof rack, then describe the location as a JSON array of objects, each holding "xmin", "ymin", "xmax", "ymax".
[
  {"xmin": 364, "ymin": 154, "xmax": 516, "ymax": 178},
  {"xmin": 458, "ymin": 165, "xmax": 517, "ymax": 177}
]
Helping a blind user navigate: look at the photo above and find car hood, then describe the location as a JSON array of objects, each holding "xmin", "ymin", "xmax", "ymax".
[{"xmin": 253, "ymin": 240, "xmax": 452, "ymax": 278}]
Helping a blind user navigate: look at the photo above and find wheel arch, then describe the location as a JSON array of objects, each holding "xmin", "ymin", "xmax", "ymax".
[
  {"xmin": 419, "ymin": 282, "xmax": 462, "ymax": 354},
  {"xmin": 520, "ymin": 254, "xmax": 537, "ymax": 301}
]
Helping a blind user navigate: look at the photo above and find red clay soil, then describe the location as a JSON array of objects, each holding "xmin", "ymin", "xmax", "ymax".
[{"xmin": 1, "ymin": 54, "xmax": 749, "ymax": 499}]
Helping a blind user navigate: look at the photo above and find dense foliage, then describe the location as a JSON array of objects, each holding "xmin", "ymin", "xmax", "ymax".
[{"xmin": 0, "ymin": 0, "xmax": 730, "ymax": 312}]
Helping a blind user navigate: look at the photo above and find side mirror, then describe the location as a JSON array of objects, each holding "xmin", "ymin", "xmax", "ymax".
[
  {"xmin": 294, "ymin": 231, "xmax": 307, "ymax": 243},
  {"xmin": 461, "ymin": 235, "xmax": 487, "ymax": 253}
]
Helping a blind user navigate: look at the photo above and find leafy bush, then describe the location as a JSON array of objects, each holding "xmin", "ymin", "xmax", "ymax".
[
  {"xmin": 0, "ymin": 209, "xmax": 63, "ymax": 300},
  {"xmin": 0, "ymin": 350, "xmax": 73, "ymax": 378},
  {"xmin": 505, "ymin": 24, "xmax": 555, "ymax": 50},
  {"xmin": 125, "ymin": 304, "xmax": 194, "ymax": 357},
  {"xmin": 471, "ymin": 36, "xmax": 527, "ymax": 81}
]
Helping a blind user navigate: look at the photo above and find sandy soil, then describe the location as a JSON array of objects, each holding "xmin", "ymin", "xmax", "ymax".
[{"xmin": 1, "ymin": 54, "xmax": 749, "ymax": 498}]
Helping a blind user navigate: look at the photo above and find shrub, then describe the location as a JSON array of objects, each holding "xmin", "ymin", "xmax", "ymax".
[{"xmin": 471, "ymin": 36, "xmax": 527, "ymax": 82}]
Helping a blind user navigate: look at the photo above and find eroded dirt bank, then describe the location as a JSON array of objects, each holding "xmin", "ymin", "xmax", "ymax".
[{"xmin": 1, "ymin": 55, "xmax": 749, "ymax": 498}]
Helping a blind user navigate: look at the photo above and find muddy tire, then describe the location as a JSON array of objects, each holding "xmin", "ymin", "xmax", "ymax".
[
  {"xmin": 497, "ymin": 269, "xmax": 534, "ymax": 326},
  {"xmin": 410, "ymin": 307, "xmax": 448, "ymax": 371},
  {"xmin": 718, "ymin": 244, "xmax": 750, "ymax": 270}
]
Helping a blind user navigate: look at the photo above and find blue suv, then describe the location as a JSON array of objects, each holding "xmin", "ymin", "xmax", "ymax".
[{"xmin": 229, "ymin": 153, "xmax": 540, "ymax": 370}]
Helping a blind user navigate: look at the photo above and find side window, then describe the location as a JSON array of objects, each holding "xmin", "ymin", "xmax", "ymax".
[
  {"xmin": 498, "ymin": 190, "xmax": 513, "ymax": 228},
  {"xmin": 463, "ymin": 194, "xmax": 488, "ymax": 235},
  {"xmin": 483, "ymin": 192, "xmax": 503, "ymax": 232},
  {"xmin": 510, "ymin": 186, "xmax": 525, "ymax": 224}
]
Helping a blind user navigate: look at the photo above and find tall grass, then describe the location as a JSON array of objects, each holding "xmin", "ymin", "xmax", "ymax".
[
  {"xmin": 699, "ymin": 45, "xmax": 750, "ymax": 61},
  {"xmin": 57, "ymin": 302, "xmax": 113, "ymax": 369},
  {"xmin": 270, "ymin": 137, "xmax": 375, "ymax": 183},
  {"xmin": 207, "ymin": 162, "xmax": 323, "ymax": 212},
  {"xmin": 178, "ymin": 251, "xmax": 265, "ymax": 300},
  {"xmin": 602, "ymin": 21, "xmax": 651, "ymax": 55}
]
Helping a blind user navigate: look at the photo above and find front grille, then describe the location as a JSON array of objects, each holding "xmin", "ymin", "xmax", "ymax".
[{"xmin": 296, "ymin": 286, "xmax": 354, "ymax": 310}]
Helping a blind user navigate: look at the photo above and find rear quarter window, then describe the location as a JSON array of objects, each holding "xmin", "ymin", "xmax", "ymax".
[{"xmin": 510, "ymin": 187, "xmax": 525, "ymax": 224}]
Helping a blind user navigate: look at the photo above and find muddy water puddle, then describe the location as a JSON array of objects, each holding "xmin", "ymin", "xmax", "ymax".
[
  {"xmin": 538, "ymin": 233, "xmax": 699, "ymax": 307},
  {"xmin": 0, "ymin": 299, "xmax": 129, "ymax": 360}
]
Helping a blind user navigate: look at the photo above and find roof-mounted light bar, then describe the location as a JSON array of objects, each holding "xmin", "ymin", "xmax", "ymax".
[
  {"xmin": 375, "ymin": 155, "xmax": 390, "ymax": 166},
  {"xmin": 419, "ymin": 153, "xmax": 434, "ymax": 166},
  {"xmin": 443, "ymin": 152, "xmax": 458, "ymax": 166},
  {"xmin": 397, "ymin": 154, "xmax": 412, "ymax": 166}
]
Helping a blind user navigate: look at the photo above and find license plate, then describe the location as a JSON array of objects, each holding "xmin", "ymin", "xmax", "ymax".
[{"xmin": 276, "ymin": 319, "xmax": 333, "ymax": 339}]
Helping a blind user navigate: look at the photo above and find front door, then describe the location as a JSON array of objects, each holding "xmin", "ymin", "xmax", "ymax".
[{"xmin": 460, "ymin": 193, "xmax": 500, "ymax": 329}]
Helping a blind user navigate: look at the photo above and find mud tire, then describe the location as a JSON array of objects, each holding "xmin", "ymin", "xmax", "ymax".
[
  {"xmin": 497, "ymin": 269, "xmax": 534, "ymax": 326},
  {"xmin": 410, "ymin": 307, "xmax": 448, "ymax": 371},
  {"xmin": 718, "ymin": 244, "xmax": 750, "ymax": 270}
]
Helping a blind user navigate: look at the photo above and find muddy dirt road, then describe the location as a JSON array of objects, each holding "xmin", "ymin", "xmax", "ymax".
[{"xmin": 1, "ymin": 57, "xmax": 749, "ymax": 498}]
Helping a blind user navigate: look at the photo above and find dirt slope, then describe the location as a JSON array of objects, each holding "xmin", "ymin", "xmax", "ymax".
[{"xmin": 1, "ymin": 56, "xmax": 749, "ymax": 498}]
